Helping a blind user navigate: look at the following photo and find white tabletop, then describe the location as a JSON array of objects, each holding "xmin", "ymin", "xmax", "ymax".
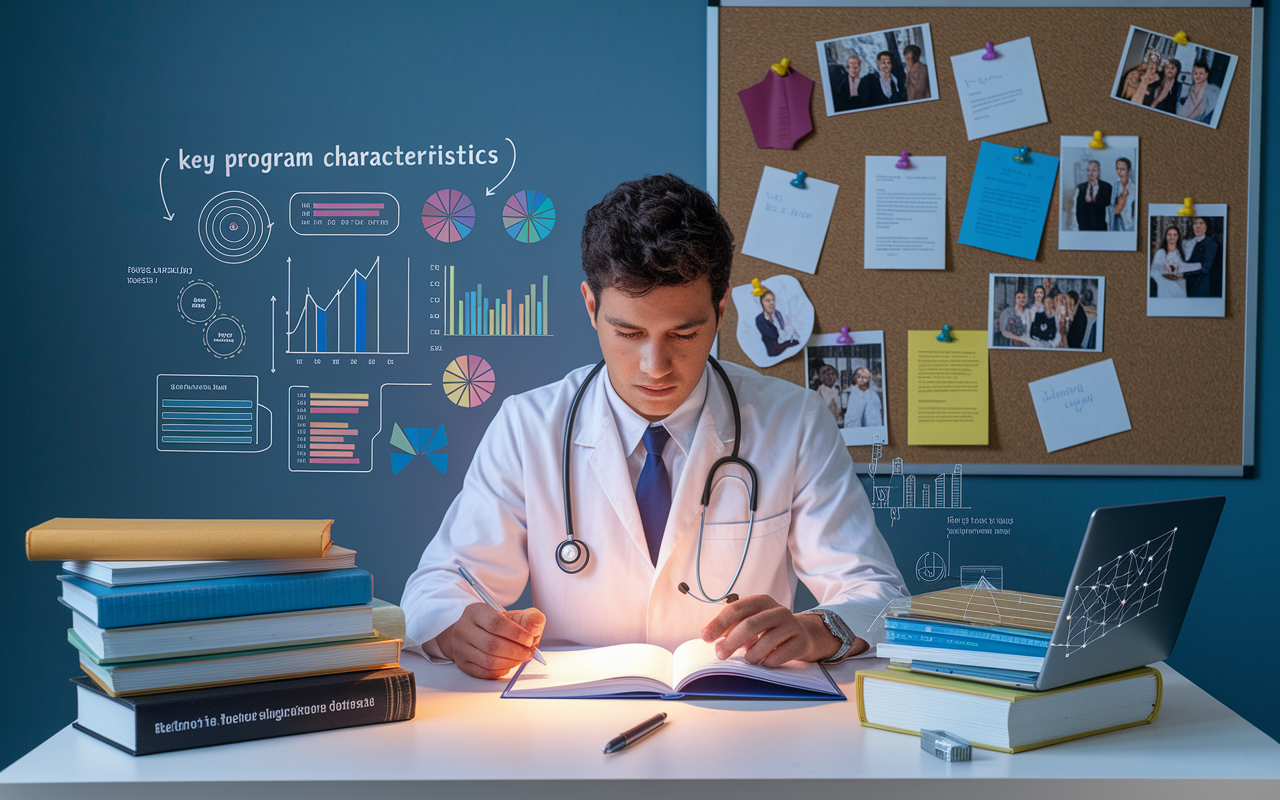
[{"xmin": 2, "ymin": 652, "xmax": 1278, "ymax": 800}]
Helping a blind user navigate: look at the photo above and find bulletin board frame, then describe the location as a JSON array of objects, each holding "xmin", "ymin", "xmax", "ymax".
[{"xmin": 707, "ymin": 0, "xmax": 1263, "ymax": 476}]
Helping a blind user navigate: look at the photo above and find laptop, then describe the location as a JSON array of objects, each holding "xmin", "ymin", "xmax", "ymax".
[{"xmin": 896, "ymin": 496, "xmax": 1225, "ymax": 692}]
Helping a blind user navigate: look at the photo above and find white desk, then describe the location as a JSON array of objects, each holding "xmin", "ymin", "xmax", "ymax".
[{"xmin": 2, "ymin": 653, "xmax": 1277, "ymax": 800}]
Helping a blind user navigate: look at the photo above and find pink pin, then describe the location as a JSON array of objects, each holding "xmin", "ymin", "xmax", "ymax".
[
  {"xmin": 982, "ymin": 41, "xmax": 997, "ymax": 60},
  {"xmin": 895, "ymin": 151, "xmax": 911, "ymax": 169},
  {"xmin": 836, "ymin": 326, "xmax": 854, "ymax": 344}
]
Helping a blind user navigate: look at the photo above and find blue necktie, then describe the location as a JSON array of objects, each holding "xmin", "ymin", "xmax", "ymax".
[{"xmin": 636, "ymin": 425, "xmax": 672, "ymax": 565}]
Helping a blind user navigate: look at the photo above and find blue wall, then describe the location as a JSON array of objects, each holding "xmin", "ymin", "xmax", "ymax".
[{"xmin": 0, "ymin": 0, "xmax": 1275, "ymax": 771}]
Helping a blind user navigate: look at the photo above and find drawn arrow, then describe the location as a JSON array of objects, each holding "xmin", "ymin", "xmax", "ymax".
[
  {"xmin": 270, "ymin": 296, "xmax": 277, "ymax": 373},
  {"xmin": 159, "ymin": 158, "xmax": 175, "ymax": 221},
  {"xmin": 485, "ymin": 138, "xmax": 516, "ymax": 196}
]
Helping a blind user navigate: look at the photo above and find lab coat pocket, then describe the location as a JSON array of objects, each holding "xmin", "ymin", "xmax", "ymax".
[{"xmin": 684, "ymin": 510, "xmax": 792, "ymax": 597}]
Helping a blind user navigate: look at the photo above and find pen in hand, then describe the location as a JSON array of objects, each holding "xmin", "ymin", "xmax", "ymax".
[
  {"xmin": 603, "ymin": 713, "xmax": 668, "ymax": 754},
  {"xmin": 455, "ymin": 563, "xmax": 547, "ymax": 666}
]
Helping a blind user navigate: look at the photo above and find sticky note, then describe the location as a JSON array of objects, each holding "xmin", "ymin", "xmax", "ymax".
[
  {"xmin": 950, "ymin": 37, "xmax": 1049, "ymax": 140},
  {"xmin": 741, "ymin": 166, "xmax": 839, "ymax": 274},
  {"xmin": 958, "ymin": 142, "xmax": 1059, "ymax": 261},
  {"xmin": 907, "ymin": 330, "xmax": 989, "ymax": 445},
  {"xmin": 1028, "ymin": 359, "xmax": 1132, "ymax": 453}
]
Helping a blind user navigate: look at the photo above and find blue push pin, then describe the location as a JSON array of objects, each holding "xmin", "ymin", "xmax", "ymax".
[
  {"xmin": 790, "ymin": 171, "xmax": 807, "ymax": 188},
  {"xmin": 836, "ymin": 325, "xmax": 853, "ymax": 344},
  {"xmin": 1013, "ymin": 146, "xmax": 1031, "ymax": 163},
  {"xmin": 937, "ymin": 325, "xmax": 954, "ymax": 343}
]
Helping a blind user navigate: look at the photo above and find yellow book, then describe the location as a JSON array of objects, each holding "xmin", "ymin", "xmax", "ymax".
[
  {"xmin": 907, "ymin": 586, "xmax": 1063, "ymax": 633},
  {"xmin": 856, "ymin": 666, "xmax": 1162, "ymax": 753},
  {"xmin": 26, "ymin": 518, "xmax": 333, "ymax": 561}
]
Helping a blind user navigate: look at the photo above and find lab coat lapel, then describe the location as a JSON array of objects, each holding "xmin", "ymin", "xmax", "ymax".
[{"xmin": 576, "ymin": 375, "xmax": 651, "ymax": 563}]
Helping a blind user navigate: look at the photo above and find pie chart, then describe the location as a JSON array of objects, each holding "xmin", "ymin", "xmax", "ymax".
[
  {"xmin": 442, "ymin": 355, "xmax": 495, "ymax": 408},
  {"xmin": 422, "ymin": 190, "xmax": 475, "ymax": 242},
  {"xmin": 502, "ymin": 190, "xmax": 555, "ymax": 243}
]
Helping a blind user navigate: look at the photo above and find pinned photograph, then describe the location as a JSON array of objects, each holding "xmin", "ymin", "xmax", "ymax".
[
  {"xmin": 803, "ymin": 331, "xmax": 887, "ymax": 446},
  {"xmin": 816, "ymin": 24, "xmax": 939, "ymax": 117},
  {"xmin": 1146, "ymin": 204, "xmax": 1226, "ymax": 318},
  {"xmin": 731, "ymin": 274, "xmax": 815, "ymax": 368},
  {"xmin": 1058, "ymin": 135, "xmax": 1139, "ymax": 251},
  {"xmin": 1110, "ymin": 26, "xmax": 1237, "ymax": 129},
  {"xmin": 988, "ymin": 274, "xmax": 1105, "ymax": 351}
]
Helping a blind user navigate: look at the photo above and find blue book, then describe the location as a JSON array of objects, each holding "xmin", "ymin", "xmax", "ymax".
[
  {"xmin": 885, "ymin": 629, "xmax": 1048, "ymax": 658},
  {"xmin": 58, "ymin": 569, "xmax": 372, "ymax": 629},
  {"xmin": 886, "ymin": 617, "xmax": 1051, "ymax": 647}
]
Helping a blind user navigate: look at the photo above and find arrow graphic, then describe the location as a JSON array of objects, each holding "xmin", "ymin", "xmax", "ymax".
[
  {"xmin": 159, "ymin": 158, "xmax": 175, "ymax": 221},
  {"xmin": 270, "ymin": 296, "xmax": 277, "ymax": 373},
  {"xmin": 485, "ymin": 138, "xmax": 516, "ymax": 196}
]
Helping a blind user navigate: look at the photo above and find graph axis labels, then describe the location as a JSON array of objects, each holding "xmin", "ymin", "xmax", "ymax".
[
  {"xmin": 502, "ymin": 190, "xmax": 555, "ymax": 243},
  {"xmin": 422, "ymin": 190, "xmax": 475, "ymax": 243},
  {"xmin": 443, "ymin": 355, "xmax": 495, "ymax": 408},
  {"xmin": 198, "ymin": 191, "xmax": 272, "ymax": 264}
]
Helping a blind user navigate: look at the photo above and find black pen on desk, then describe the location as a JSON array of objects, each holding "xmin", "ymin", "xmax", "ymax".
[
  {"xmin": 603, "ymin": 713, "xmax": 668, "ymax": 754},
  {"xmin": 455, "ymin": 563, "xmax": 546, "ymax": 665}
]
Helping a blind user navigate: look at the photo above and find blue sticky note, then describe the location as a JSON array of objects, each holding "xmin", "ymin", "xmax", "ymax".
[
  {"xmin": 958, "ymin": 142, "xmax": 1060, "ymax": 260},
  {"xmin": 1028, "ymin": 359, "xmax": 1132, "ymax": 453}
]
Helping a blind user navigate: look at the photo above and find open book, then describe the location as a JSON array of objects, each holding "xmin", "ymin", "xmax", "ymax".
[{"xmin": 501, "ymin": 638, "xmax": 844, "ymax": 700}]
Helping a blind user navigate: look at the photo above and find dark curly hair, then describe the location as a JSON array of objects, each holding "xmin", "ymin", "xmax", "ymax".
[{"xmin": 581, "ymin": 174, "xmax": 734, "ymax": 316}]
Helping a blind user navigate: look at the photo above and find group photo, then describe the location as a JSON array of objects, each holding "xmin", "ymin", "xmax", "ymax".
[
  {"xmin": 803, "ymin": 332, "xmax": 887, "ymax": 446},
  {"xmin": 816, "ymin": 24, "xmax": 938, "ymax": 117},
  {"xmin": 988, "ymin": 274, "xmax": 1105, "ymax": 351},
  {"xmin": 1058, "ymin": 136, "xmax": 1140, "ymax": 252},
  {"xmin": 1111, "ymin": 25, "xmax": 1238, "ymax": 129},
  {"xmin": 1147, "ymin": 204, "xmax": 1227, "ymax": 318}
]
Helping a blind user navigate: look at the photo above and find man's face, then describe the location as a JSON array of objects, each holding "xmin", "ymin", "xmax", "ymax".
[
  {"xmin": 846, "ymin": 57, "xmax": 860, "ymax": 78},
  {"xmin": 1192, "ymin": 66, "xmax": 1207, "ymax": 85},
  {"xmin": 1163, "ymin": 61, "xmax": 1178, "ymax": 80},
  {"xmin": 1115, "ymin": 160, "xmax": 1129, "ymax": 182},
  {"xmin": 820, "ymin": 366, "xmax": 837, "ymax": 387},
  {"xmin": 582, "ymin": 276, "xmax": 724, "ymax": 422},
  {"xmin": 878, "ymin": 54, "xmax": 892, "ymax": 75},
  {"xmin": 1014, "ymin": 291, "xmax": 1026, "ymax": 310},
  {"xmin": 855, "ymin": 369, "xmax": 871, "ymax": 389},
  {"xmin": 1194, "ymin": 218, "xmax": 1208, "ymax": 237},
  {"xmin": 1086, "ymin": 162, "xmax": 1100, "ymax": 182}
]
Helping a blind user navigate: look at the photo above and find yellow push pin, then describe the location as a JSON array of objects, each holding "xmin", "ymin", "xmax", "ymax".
[
  {"xmin": 1089, "ymin": 131, "xmax": 1105, "ymax": 149},
  {"xmin": 751, "ymin": 278, "xmax": 767, "ymax": 296},
  {"xmin": 771, "ymin": 57, "xmax": 791, "ymax": 76},
  {"xmin": 1177, "ymin": 197, "xmax": 1194, "ymax": 217},
  {"xmin": 1173, "ymin": 31, "xmax": 1189, "ymax": 46}
]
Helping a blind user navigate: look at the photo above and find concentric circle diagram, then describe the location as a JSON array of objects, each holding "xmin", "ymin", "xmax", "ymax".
[
  {"xmin": 422, "ymin": 190, "xmax": 475, "ymax": 242},
  {"xmin": 503, "ymin": 190, "xmax": 555, "ymax": 242},
  {"xmin": 442, "ymin": 355, "xmax": 495, "ymax": 408},
  {"xmin": 198, "ymin": 191, "xmax": 272, "ymax": 264}
]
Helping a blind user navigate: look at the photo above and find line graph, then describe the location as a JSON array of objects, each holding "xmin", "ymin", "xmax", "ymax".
[{"xmin": 286, "ymin": 256, "xmax": 411, "ymax": 355}]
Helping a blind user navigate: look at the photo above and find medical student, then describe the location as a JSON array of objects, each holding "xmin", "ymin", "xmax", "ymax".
[{"xmin": 401, "ymin": 174, "xmax": 908, "ymax": 680}]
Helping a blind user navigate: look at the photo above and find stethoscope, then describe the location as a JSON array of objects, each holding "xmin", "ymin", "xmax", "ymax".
[{"xmin": 557, "ymin": 356, "xmax": 758, "ymax": 604}]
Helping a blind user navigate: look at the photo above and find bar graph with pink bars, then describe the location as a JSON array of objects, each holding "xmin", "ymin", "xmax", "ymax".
[
  {"xmin": 289, "ymin": 192, "xmax": 399, "ymax": 236},
  {"xmin": 289, "ymin": 387, "xmax": 371, "ymax": 472}
]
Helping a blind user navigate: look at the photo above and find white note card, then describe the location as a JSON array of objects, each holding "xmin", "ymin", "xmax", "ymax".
[
  {"xmin": 1028, "ymin": 359, "xmax": 1132, "ymax": 453},
  {"xmin": 864, "ymin": 155, "xmax": 946, "ymax": 269},
  {"xmin": 950, "ymin": 37, "xmax": 1049, "ymax": 140},
  {"xmin": 741, "ymin": 166, "xmax": 839, "ymax": 275}
]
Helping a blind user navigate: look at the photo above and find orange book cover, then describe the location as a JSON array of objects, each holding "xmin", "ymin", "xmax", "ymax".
[{"xmin": 26, "ymin": 518, "xmax": 333, "ymax": 561}]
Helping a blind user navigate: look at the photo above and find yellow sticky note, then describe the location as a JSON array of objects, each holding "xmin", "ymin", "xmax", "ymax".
[{"xmin": 907, "ymin": 330, "xmax": 989, "ymax": 445}]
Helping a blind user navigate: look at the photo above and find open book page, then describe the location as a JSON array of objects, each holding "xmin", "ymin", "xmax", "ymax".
[
  {"xmin": 670, "ymin": 638, "xmax": 837, "ymax": 694},
  {"xmin": 504, "ymin": 643, "xmax": 674, "ymax": 698}
]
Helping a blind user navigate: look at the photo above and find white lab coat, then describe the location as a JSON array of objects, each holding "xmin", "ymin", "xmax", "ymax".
[{"xmin": 401, "ymin": 360, "xmax": 908, "ymax": 656}]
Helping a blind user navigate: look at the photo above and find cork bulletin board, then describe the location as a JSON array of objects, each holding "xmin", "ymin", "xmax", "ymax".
[{"xmin": 709, "ymin": 1, "xmax": 1262, "ymax": 475}]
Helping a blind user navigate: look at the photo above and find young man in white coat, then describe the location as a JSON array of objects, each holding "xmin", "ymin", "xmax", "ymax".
[{"xmin": 402, "ymin": 174, "xmax": 908, "ymax": 679}]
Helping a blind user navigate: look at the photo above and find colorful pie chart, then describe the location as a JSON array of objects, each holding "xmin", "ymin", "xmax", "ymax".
[
  {"xmin": 422, "ymin": 190, "xmax": 475, "ymax": 242},
  {"xmin": 502, "ymin": 190, "xmax": 555, "ymax": 243},
  {"xmin": 442, "ymin": 355, "xmax": 495, "ymax": 408}
]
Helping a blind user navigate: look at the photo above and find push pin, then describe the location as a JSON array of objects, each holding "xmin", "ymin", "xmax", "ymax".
[
  {"xmin": 750, "ymin": 277, "xmax": 767, "ymax": 296},
  {"xmin": 790, "ymin": 171, "xmax": 807, "ymax": 188},
  {"xmin": 836, "ymin": 326, "xmax": 854, "ymax": 344},
  {"xmin": 1013, "ymin": 146, "xmax": 1031, "ymax": 163},
  {"xmin": 1173, "ymin": 31, "xmax": 1189, "ymax": 46},
  {"xmin": 895, "ymin": 151, "xmax": 911, "ymax": 169},
  {"xmin": 1088, "ymin": 130, "xmax": 1105, "ymax": 149},
  {"xmin": 982, "ymin": 41, "xmax": 998, "ymax": 60},
  {"xmin": 1177, "ymin": 197, "xmax": 1194, "ymax": 217},
  {"xmin": 771, "ymin": 57, "xmax": 791, "ymax": 76},
  {"xmin": 937, "ymin": 325, "xmax": 954, "ymax": 343}
]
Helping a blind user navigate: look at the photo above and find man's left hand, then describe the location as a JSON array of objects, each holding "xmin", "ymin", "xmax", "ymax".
[{"xmin": 700, "ymin": 595, "xmax": 865, "ymax": 666}]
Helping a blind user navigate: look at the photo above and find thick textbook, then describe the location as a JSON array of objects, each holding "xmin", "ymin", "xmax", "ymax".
[
  {"xmin": 907, "ymin": 587, "xmax": 1063, "ymax": 633},
  {"xmin": 58, "ymin": 569, "xmax": 373, "ymax": 628},
  {"xmin": 875, "ymin": 642, "xmax": 1045, "ymax": 672},
  {"xmin": 27, "ymin": 518, "xmax": 333, "ymax": 561},
  {"xmin": 502, "ymin": 639, "xmax": 844, "ymax": 700},
  {"xmin": 71, "ymin": 604, "xmax": 376, "ymax": 663},
  {"xmin": 72, "ymin": 668, "xmax": 415, "ymax": 755},
  {"xmin": 62, "ymin": 545, "xmax": 357, "ymax": 587},
  {"xmin": 856, "ymin": 666, "xmax": 1161, "ymax": 753},
  {"xmin": 75, "ymin": 633, "xmax": 402, "ymax": 696}
]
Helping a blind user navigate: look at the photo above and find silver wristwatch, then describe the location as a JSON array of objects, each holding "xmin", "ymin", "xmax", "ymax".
[{"xmin": 803, "ymin": 609, "xmax": 856, "ymax": 663}]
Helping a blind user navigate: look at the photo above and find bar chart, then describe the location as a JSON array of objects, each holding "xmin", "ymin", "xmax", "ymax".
[
  {"xmin": 444, "ymin": 265, "xmax": 550, "ymax": 336},
  {"xmin": 289, "ymin": 387, "xmax": 371, "ymax": 472},
  {"xmin": 286, "ymin": 256, "xmax": 411, "ymax": 354},
  {"xmin": 156, "ymin": 374, "xmax": 265, "ymax": 453},
  {"xmin": 289, "ymin": 192, "xmax": 400, "ymax": 236}
]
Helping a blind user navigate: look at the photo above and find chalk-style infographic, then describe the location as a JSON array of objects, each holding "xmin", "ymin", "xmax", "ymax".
[
  {"xmin": 389, "ymin": 423, "xmax": 448, "ymax": 475},
  {"xmin": 421, "ymin": 190, "xmax": 475, "ymax": 242},
  {"xmin": 156, "ymin": 374, "xmax": 272, "ymax": 453},
  {"xmin": 446, "ymin": 266, "xmax": 550, "ymax": 336},
  {"xmin": 198, "ymin": 191, "xmax": 272, "ymax": 264},
  {"xmin": 502, "ymin": 190, "xmax": 555, "ymax": 242},
  {"xmin": 289, "ymin": 383, "xmax": 435, "ymax": 474},
  {"xmin": 290, "ymin": 192, "xmax": 400, "ymax": 236},
  {"xmin": 442, "ymin": 355, "xmax": 495, "ymax": 408},
  {"xmin": 286, "ymin": 257, "xmax": 411, "ymax": 355}
]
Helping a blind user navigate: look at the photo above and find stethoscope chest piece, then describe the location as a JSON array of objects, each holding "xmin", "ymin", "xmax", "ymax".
[{"xmin": 556, "ymin": 538, "xmax": 590, "ymax": 573}]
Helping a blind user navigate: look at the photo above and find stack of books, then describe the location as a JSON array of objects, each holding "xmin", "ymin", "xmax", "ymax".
[
  {"xmin": 27, "ymin": 518, "xmax": 416, "ymax": 755},
  {"xmin": 858, "ymin": 586, "xmax": 1161, "ymax": 753}
]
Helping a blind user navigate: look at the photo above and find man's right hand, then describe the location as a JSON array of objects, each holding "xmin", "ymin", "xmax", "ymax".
[{"xmin": 437, "ymin": 602, "xmax": 546, "ymax": 680}]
